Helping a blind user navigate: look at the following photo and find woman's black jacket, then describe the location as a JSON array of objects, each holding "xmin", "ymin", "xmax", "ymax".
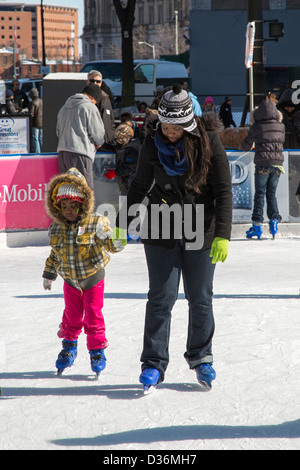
[{"xmin": 118, "ymin": 120, "xmax": 232, "ymax": 251}]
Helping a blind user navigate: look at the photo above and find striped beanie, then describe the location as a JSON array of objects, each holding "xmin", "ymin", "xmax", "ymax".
[
  {"xmin": 158, "ymin": 83, "xmax": 198, "ymax": 135},
  {"xmin": 56, "ymin": 183, "xmax": 84, "ymax": 205}
]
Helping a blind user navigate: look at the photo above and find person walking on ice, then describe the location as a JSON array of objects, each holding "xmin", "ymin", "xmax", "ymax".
[{"xmin": 42, "ymin": 168, "xmax": 126, "ymax": 377}]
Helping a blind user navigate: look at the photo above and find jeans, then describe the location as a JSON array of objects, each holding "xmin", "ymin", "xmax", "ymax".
[
  {"xmin": 32, "ymin": 127, "xmax": 42, "ymax": 154},
  {"xmin": 252, "ymin": 166, "xmax": 282, "ymax": 224},
  {"xmin": 142, "ymin": 241, "xmax": 216, "ymax": 382}
]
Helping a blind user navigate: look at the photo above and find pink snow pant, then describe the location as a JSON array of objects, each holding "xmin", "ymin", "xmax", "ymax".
[{"xmin": 57, "ymin": 280, "xmax": 108, "ymax": 351}]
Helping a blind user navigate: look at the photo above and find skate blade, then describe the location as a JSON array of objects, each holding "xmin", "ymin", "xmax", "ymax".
[
  {"xmin": 56, "ymin": 361, "xmax": 76, "ymax": 376},
  {"xmin": 197, "ymin": 379, "xmax": 212, "ymax": 391},
  {"xmin": 143, "ymin": 384, "xmax": 157, "ymax": 395}
]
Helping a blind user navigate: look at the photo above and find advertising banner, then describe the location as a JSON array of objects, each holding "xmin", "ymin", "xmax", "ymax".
[
  {"xmin": 0, "ymin": 151, "xmax": 295, "ymax": 232},
  {"xmin": 0, "ymin": 154, "xmax": 58, "ymax": 230},
  {"xmin": 0, "ymin": 115, "xmax": 31, "ymax": 154},
  {"xmin": 228, "ymin": 151, "xmax": 289, "ymax": 223}
]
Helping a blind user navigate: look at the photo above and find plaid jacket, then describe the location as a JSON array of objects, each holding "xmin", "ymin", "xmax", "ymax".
[{"xmin": 43, "ymin": 213, "xmax": 124, "ymax": 290}]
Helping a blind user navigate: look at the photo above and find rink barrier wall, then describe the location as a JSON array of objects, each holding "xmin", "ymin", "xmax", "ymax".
[{"xmin": 1, "ymin": 150, "xmax": 300, "ymax": 247}]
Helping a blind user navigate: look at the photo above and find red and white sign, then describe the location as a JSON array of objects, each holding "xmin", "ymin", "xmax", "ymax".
[
  {"xmin": 245, "ymin": 21, "xmax": 255, "ymax": 69},
  {"xmin": 0, "ymin": 154, "xmax": 59, "ymax": 230}
]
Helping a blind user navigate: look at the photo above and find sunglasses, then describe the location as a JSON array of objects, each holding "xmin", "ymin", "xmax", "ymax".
[{"xmin": 89, "ymin": 79, "xmax": 101, "ymax": 84}]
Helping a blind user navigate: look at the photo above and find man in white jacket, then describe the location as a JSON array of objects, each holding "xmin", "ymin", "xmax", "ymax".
[{"xmin": 56, "ymin": 83, "xmax": 105, "ymax": 189}]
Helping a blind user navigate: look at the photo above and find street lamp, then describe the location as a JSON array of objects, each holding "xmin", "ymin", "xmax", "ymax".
[
  {"xmin": 174, "ymin": 10, "xmax": 178, "ymax": 55},
  {"xmin": 138, "ymin": 41, "xmax": 156, "ymax": 59}
]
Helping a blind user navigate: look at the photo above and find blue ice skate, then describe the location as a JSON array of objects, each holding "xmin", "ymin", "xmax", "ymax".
[
  {"xmin": 194, "ymin": 363, "xmax": 216, "ymax": 390},
  {"xmin": 139, "ymin": 367, "xmax": 160, "ymax": 394},
  {"xmin": 269, "ymin": 219, "xmax": 278, "ymax": 239},
  {"xmin": 246, "ymin": 224, "xmax": 263, "ymax": 240},
  {"xmin": 56, "ymin": 340, "xmax": 77, "ymax": 375},
  {"xmin": 127, "ymin": 233, "xmax": 141, "ymax": 243},
  {"xmin": 89, "ymin": 349, "xmax": 106, "ymax": 377}
]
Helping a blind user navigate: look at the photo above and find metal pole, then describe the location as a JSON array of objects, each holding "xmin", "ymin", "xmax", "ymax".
[
  {"xmin": 174, "ymin": 10, "xmax": 178, "ymax": 55},
  {"xmin": 248, "ymin": 0, "xmax": 265, "ymax": 106},
  {"xmin": 41, "ymin": 0, "xmax": 46, "ymax": 66},
  {"xmin": 249, "ymin": 66, "xmax": 254, "ymax": 112}
]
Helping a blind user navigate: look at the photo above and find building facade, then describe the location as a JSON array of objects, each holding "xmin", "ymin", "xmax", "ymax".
[
  {"xmin": 81, "ymin": 0, "xmax": 190, "ymax": 65},
  {"xmin": 0, "ymin": 3, "xmax": 79, "ymax": 78},
  {"xmin": 189, "ymin": 0, "xmax": 300, "ymax": 101}
]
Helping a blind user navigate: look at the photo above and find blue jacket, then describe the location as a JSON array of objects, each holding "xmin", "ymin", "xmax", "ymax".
[{"xmin": 189, "ymin": 92, "xmax": 202, "ymax": 117}]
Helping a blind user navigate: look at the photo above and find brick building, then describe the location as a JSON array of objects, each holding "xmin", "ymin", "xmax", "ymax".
[{"xmin": 0, "ymin": 3, "xmax": 79, "ymax": 79}]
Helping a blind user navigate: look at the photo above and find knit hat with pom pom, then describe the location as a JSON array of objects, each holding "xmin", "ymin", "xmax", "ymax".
[
  {"xmin": 56, "ymin": 184, "xmax": 84, "ymax": 205},
  {"xmin": 158, "ymin": 83, "xmax": 198, "ymax": 135}
]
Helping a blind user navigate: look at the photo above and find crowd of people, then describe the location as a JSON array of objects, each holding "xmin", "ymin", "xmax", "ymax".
[{"xmin": 1, "ymin": 79, "xmax": 43, "ymax": 154}]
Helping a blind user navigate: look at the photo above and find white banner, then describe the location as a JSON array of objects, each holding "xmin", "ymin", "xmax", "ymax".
[
  {"xmin": 0, "ymin": 115, "xmax": 30, "ymax": 154},
  {"xmin": 245, "ymin": 21, "xmax": 255, "ymax": 69}
]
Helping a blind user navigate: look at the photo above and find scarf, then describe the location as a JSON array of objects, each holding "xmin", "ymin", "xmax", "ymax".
[{"xmin": 154, "ymin": 132, "xmax": 187, "ymax": 176}]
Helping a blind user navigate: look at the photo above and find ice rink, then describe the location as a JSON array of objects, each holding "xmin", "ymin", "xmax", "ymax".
[{"xmin": 1, "ymin": 235, "xmax": 300, "ymax": 450}]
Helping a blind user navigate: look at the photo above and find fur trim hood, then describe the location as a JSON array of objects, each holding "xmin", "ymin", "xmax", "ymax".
[
  {"xmin": 250, "ymin": 100, "xmax": 283, "ymax": 124},
  {"xmin": 45, "ymin": 168, "xmax": 94, "ymax": 225}
]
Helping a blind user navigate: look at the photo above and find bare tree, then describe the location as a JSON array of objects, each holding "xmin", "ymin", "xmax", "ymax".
[
  {"xmin": 133, "ymin": 24, "xmax": 189, "ymax": 60},
  {"xmin": 113, "ymin": 0, "xmax": 136, "ymax": 108}
]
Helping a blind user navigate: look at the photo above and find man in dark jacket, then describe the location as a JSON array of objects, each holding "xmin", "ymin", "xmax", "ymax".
[
  {"xmin": 219, "ymin": 96, "xmax": 236, "ymax": 128},
  {"xmin": 11, "ymin": 79, "xmax": 29, "ymax": 111},
  {"xmin": 242, "ymin": 97, "xmax": 285, "ymax": 239},
  {"xmin": 87, "ymin": 70, "xmax": 116, "ymax": 150}
]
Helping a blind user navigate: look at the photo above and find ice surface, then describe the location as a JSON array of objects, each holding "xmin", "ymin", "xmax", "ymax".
[{"xmin": 1, "ymin": 237, "xmax": 300, "ymax": 450}]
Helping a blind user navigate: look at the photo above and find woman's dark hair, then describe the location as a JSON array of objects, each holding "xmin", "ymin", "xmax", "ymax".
[{"xmin": 183, "ymin": 115, "xmax": 212, "ymax": 193}]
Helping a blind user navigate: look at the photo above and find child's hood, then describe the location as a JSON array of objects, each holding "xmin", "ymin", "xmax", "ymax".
[
  {"xmin": 253, "ymin": 100, "xmax": 281, "ymax": 123},
  {"xmin": 45, "ymin": 168, "xmax": 94, "ymax": 224}
]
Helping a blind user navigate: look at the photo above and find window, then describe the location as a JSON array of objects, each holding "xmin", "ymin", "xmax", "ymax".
[
  {"xmin": 134, "ymin": 64, "xmax": 154, "ymax": 83},
  {"xmin": 138, "ymin": 6, "xmax": 144, "ymax": 24},
  {"xmin": 158, "ymin": 4, "xmax": 163, "ymax": 22},
  {"xmin": 149, "ymin": 5, "xmax": 154, "ymax": 24}
]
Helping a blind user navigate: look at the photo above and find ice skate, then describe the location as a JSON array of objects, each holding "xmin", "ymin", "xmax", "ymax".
[
  {"xmin": 194, "ymin": 363, "xmax": 216, "ymax": 391},
  {"xmin": 89, "ymin": 349, "xmax": 106, "ymax": 377},
  {"xmin": 246, "ymin": 224, "xmax": 263, "ymax": 240},
  {"xmin": 139, "ymin": 367, "xmax": 160, "ymax": 394},
  {"xmin": 269, "ymin": 219, "xmax": 278, "ymax": 239},
  {"xmin": 56, "ymin": 340, "xmax": 77, "ymax": 375}
]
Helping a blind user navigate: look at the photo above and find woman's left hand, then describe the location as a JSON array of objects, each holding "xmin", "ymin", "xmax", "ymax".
[{"xmin": 209, "ymin": 237, "xmax": 229, "ymax": 264}]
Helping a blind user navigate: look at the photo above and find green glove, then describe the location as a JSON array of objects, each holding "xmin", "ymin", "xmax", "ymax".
[
  {"xmin": 111, "ymin": 227, "xmax": 127, "ymax": 246},
  {"xmin": 209, "ymin": 237, "xmax": 229, "ymax": 264}
]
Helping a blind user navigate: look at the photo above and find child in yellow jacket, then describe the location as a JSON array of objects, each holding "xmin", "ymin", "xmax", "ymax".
[{"xmin": 42, "ymin": 167, "xmax": 126, "ymax": 376}]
